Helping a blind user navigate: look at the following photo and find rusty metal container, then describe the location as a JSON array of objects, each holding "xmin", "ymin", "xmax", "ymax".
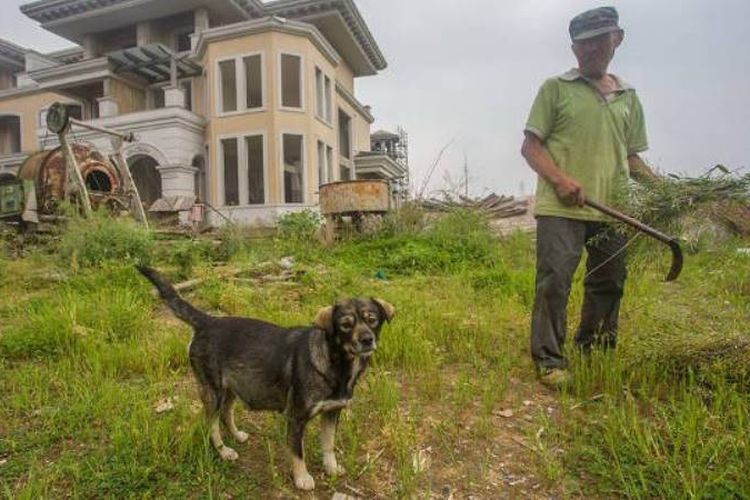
[
  {"xmin": 17, "ymin": 144, "xmax": 121, "ymax": 214},
  {"xmin": 319, "ymin": 180, "xmax": 391, "ymax": 215}
]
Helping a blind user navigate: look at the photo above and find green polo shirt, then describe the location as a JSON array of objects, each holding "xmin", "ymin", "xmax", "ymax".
[{"xmin": 525, "ymin": 69, "xmax": 648, "ymax": 221}]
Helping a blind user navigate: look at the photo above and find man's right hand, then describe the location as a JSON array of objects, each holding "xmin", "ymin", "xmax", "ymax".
[
  {"xmin": 553, "ymin": 176, "xmax": 585, "ymax": 207},
  {"xmin": 521, "ymin": 133, "xmax": 585, "ymax": 207}
]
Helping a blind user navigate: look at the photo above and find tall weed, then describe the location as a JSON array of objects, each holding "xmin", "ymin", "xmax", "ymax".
[{"xmin": 59, "ymin": 211, "xmax": 153, "ymax": 268}]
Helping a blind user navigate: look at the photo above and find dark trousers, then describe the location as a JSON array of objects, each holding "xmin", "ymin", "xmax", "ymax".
[{"xmin": 531, "ymin": 216, "xmax": 627, "ymax": 370}]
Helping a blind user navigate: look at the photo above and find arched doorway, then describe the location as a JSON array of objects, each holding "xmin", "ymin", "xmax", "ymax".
[
  {"xmin": 192, "ymin": 155, "xmax": 206, "ymax": 203},
  {"xmin": 127, "ymin": 154, "xmax": 162, "ymax": 207}
]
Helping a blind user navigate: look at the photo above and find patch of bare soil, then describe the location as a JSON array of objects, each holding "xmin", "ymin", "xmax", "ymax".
[{"xmin": 168, "ymin": 370, "xmax": 567, "ymax": 499}]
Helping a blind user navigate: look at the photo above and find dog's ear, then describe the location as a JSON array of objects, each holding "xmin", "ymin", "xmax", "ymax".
[
  {"xmin": 372, "ymin": 298, "xmax": 395, "ymax": 322},
  {"xmin": 313, "ymin": 306, "xmax": 334, "ymax": 333}
]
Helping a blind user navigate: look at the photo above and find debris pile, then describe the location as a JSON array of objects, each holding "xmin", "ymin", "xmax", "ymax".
[{"xmin": 421, "ymin": 193, "xmax": 529, "ymax": 219}]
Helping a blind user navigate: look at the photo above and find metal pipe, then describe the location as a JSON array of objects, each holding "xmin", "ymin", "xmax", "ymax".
[{"xmin": 68, "ymin": 118, "xmax": 137, "ymax": 142}]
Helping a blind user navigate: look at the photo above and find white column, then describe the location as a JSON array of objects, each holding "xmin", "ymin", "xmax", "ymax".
[
  {"xmin": 97, "ymin": 96, "xmax": 119, "ymax": 117},
  {"xmin": 195, "ymin": 8, "xmax": 210, "ymax": 32},
  {"xmin": 82, "ymin": 35, "xmax": 99, "ymax": 59},
  {"xmin": 157, "ymin": 165, "xmax": 197, "ymax": 198},
  {"xmin": 164, "ymin": 87, "xmax": 186, "ymax": 108}
]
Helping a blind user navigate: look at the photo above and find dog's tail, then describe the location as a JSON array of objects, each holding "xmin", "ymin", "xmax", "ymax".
[{"xmin": 137, "ymin": 265, "xmax": 210, "ymax": 328}]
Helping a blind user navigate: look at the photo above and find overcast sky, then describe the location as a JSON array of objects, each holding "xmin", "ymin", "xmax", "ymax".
[{"xmin": 3, "ymin": 0, "xmax": 749, "ymax": 197}]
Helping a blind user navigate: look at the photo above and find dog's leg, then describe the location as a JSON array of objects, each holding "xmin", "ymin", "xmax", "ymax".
[
  {"xmin": 200, "ymin": 385, "xmax": 238, "ymax": 461},
  {"xmin": 321, "ymin": 410, "xmax": 345, "ymax": 476},
  {"xmin": 288, "ymin": 416, "xmax": 314, "ymax": 490},
  {"xmin": 220, "ymin": 391, "xmax": 248, "ymax": 443},
  {"xmin": 210, "ymin": 416, "xmax": 239, "ymax": 461}
]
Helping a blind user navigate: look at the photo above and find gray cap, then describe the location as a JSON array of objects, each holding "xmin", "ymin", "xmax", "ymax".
[{"xmin": 569, "ymin": 6, "xmax": 621, "ymax": 41}]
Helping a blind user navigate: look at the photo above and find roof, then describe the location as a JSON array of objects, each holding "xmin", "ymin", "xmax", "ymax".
[
  {"xmin": 0, "ymin": 39, "xmax": 27, "ymax": 70},
  {"xmin": 20, "ymin": 0, "xmax": 386, "ymax": 76},
  {"xmin": 46, "ymin": 46, "xmax": 84, "ymax": 64},
  {"xmin": 262, "ymin": 0, "xmax": 386, "ymax": 73},
  {"xmin": 371, "ymin": 129, "xmax": 399, "ymax": 141}
]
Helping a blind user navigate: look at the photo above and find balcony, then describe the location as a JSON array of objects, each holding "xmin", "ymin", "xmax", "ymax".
[{"xmin": 354, "ymin": 151, "xmax": 407, "ymax": 180}]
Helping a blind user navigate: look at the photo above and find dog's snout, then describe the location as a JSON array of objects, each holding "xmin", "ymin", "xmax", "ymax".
[{"xmin": 360, "ymin": 334, "xmax": 374, "ymax": 348}]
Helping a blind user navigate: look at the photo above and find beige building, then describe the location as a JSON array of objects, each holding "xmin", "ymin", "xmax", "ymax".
[{"xmin": 0, "ymin": 0, "xmax": 405, "ymax": 225}]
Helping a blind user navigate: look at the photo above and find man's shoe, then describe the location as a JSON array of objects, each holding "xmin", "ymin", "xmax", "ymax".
[{"xmin": 538, "ymin": 368, "xmax": 572, "ymax": 388}]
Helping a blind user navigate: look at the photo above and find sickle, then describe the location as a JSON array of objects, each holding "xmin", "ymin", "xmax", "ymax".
[{"xmin": 585, "ymin": 199, "xmax": 683, "ymax": 282}]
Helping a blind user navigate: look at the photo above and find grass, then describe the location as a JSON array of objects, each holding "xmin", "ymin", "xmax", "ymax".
[{"xmin": 0, "ymin": 209, "xmax": 749, "ymax": 498}]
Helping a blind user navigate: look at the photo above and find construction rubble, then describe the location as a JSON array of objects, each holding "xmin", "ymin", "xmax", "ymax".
[{"xmin": 420, "ymin": 193, "xmax": 530, "ymax": 219}]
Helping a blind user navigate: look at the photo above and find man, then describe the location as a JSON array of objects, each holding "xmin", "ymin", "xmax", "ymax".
[{"xmin": 521, "ymin": 6, "xmax": 656, "ymax": 386}]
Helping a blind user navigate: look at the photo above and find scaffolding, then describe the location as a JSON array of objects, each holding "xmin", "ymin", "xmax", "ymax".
[{"xmin": 370, "ymin": 126, "xmax": 410, "ymax": 202}]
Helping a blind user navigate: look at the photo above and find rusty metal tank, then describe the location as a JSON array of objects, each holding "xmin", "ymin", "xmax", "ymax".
[
  {"xmin": 319, "ymin": 180, "xmax": 391, "ymax": 216},
  {"xmin": 17, "ymin": 143, "xmax": 122, "ymax": 214}
]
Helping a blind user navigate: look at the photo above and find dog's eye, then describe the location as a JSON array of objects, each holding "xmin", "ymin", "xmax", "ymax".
[
  {"xmin": 366, "ymin": 316, "xmax": 379, "ymax": 326},
  {"xmin": 339, "ymin": 317, "xmax": 355, "ymax": 330}
]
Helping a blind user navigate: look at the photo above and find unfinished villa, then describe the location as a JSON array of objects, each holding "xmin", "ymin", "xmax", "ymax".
[{"xmin": 0, "ymin": 0, "xmax": 407, "ymax": 226}]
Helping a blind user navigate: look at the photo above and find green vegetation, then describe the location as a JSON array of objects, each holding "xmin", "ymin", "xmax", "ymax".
[{"xmin": 1, "ymin": 209, "xmax": 748, "ymax": 498}]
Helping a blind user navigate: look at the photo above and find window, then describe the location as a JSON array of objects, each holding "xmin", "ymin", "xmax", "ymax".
[
  {"xmin": 222, "ymin": 138, "xmax": 239, "ymax": 206},
  {"xmin": 340, "ymin": 164, "xmax": 351, "ymax": 181},
  {"xmin": 181, "ymin": 80, "xmax": 193, "ymax": 111},
  {"xmin": 217, "ymin": 54, "xmax": 264, "ymax": 114},
  {"xmin": 175, "ymin": 30, "xmax": 192, "ymax": 52},
  {"xmin": 219, "ymin": 59, "xmax": 237, "ymax": 113},
  {"xmin": 315, "ymin": 69, "xmax": 324, "ymax": 118},
  {"xmin": 326, "ymin": 145, "xmax": 334, "ymax": 183},
  {"xmin": 280, "ymin": 54, "xmax": 302, "ymax": 109},
  {"xmin": 317, "ymin": 141, "xmax": 335, "ymax": 185},
  {"xmin": 338, "ymin": 109, "xmax": 352, "ymax": 159},
  {"xmin": 219, "ymin": 134, "xmax": 266, "ymax": 206},
  {"xmin": 246, "ymin": 135, "xmax": 264, "ymax": 205},
  {"xmin": 150, "ymin": 87, "xmax": 165, "ymax": 110},
  {"xmin": 282, "ymin": 133, "xmax": 304, "ymax": 203},
  {"xmin": 317, "ymin": 141, "xmax": 326, "ymax": 186},
  {"xmin": 244, "ymin": 55, "xmax": 263, "ymax": 109},
  {"xmin": 315, "ymin": 67, "xmax": 332, "ymax": 122},
  {"xmin": 0, "ymin": 116, "xmax": 21, "ymax": 155},
  {"xmin": 324, "ymin": 76, "xmax": 332, "ymax": 122}
]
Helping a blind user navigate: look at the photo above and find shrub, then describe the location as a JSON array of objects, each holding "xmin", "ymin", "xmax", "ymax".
[
  {"xmin": 379, "ymin": 203, "xmax": 426, "ymax": 237},
  {"xmin": 59, "ymin": 211, "xmax": 153, "ymax": 268},
  {"xmin": 166, "ymin": 239, "xmax": 215, "ymax": 278},
  {"xmin": 277, "ymin": 209, "xmax": 322, "ymax": 241}
]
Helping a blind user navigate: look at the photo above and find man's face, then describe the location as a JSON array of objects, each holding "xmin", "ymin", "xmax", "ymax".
[{"xmin": 572, "ymin": 30, "xmax": 624, "ymax": 79}]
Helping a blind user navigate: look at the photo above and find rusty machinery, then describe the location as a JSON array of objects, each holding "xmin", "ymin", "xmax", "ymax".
[
  {"xmin": 319, "ymin": 179, "xmax": 391, "ymax": 241},
  {"xmin": 6, "ymin": 102, "xmax": 148, "ymax": 228}
]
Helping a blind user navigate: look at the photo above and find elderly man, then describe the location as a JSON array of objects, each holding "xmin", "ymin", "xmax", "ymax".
[{"xmin": 521, "ymin": 6, "xmax": 655, "ymax": 386}]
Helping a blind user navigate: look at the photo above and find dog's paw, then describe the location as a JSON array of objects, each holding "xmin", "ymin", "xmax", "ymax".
[
  {"xmin": 294, "ymin": 471, "xmax": 315, "ymax": 491},
  {"xmin": 233, "ymin": 431, "xmax": 249, "ymax": 443},
  {"xmin": 323, "ymin": 454, "xmax": 345, "ymax": 476},
  {"xmin": 219, "ymin": 446, "xmax": 239, "ymax": 461}
]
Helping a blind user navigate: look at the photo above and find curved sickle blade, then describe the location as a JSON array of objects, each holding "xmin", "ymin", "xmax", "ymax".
[
  {"xmin": 585, "ymin": 199, "xmax": 684, "ymax": 282},
  {"xmin": 666, "ymin": 240, "xmax": 684, "ymax": 282}
]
